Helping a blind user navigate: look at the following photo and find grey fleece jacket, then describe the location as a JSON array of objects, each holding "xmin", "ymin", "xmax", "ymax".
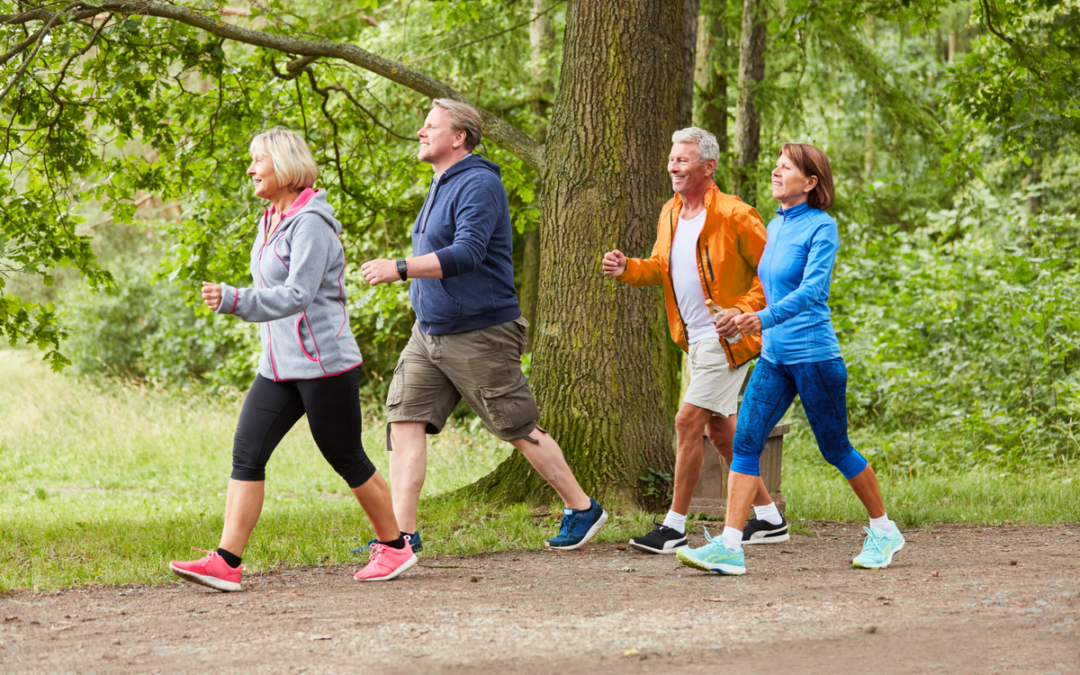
[{"xmin": 216, "ymin": 188, "xmax": 363, "ymax": 381}]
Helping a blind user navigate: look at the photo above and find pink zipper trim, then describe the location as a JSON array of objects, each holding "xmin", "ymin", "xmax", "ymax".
[
  {"xmin": 270, "ymin": 361, "xmax": 363, "ymax": 382},
  {"xmin": 228, "ymin": 288, "xmax": 240, "ymax": 315}
]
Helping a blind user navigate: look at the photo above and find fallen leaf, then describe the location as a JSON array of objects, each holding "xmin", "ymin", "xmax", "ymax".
[
  {"xmin": 309, "ymin": 635, "xmax": 332, "ymax": 641},
  {"xmin": 623, "ymin": 648, "xmax": 638, "ymax": 656}
]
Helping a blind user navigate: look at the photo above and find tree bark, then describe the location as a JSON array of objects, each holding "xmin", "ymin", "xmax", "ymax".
[
  {"xmin": 731, "ymin": 0, "xmax": 767, "ymax": 205},
  {"xmin": 695, "ymin": 0, "xmax": 729, "ymax": 160},
  {"xmin": 520, "ymin": 0, "xmax": 557, "ymax": 351},
  {"xmin": 473, "ymin": 0, "xmax": 687, "ymax": 506},
  {"xmin": 677, "ymin": 0, "xmax": 702, "ymax": 129}
]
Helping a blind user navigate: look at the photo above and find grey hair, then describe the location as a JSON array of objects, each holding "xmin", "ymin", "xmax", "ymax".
[
  {"xmin": 671, "ymin": 127, "xmax": 720, "ymax": 168},
  {"xmin": 432, "ymin": 98, "xmax": 483, "ymax": 152}
]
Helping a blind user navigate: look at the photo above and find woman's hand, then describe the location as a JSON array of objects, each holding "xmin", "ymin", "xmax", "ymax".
[
  {"xmin": 360, "ymin": 258, "xmax": 400, "ymax": 286},
  {"xmin": 202, "ymin": 282, "xmax": 223, "ymax": 311},
  {"xmin": 602, "ymin": 250, "xmax": 626, "ymax": 277},
  {"xmin": 732, "ymin": 311, "xmax": 762, "ymax": 334},
  {"xmin": 714, "ymin": 307, "xmax": 742, "ymax": 338}
]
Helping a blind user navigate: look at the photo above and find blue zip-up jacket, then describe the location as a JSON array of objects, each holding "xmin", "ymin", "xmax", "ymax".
[
  {"xmin": 755, "ymin": 201, "xmax": 843, "ymax": 364},
  {"xmin": 410, "ymin": 154, "xmax": 521, "ymax": 335}
]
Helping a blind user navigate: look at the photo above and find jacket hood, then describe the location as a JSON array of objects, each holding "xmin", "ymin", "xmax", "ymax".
[
  {"xmin": 271, "ymin": 188, "xmax": 341, "ymax": 235},
  {"xmin": 439, "ymin": 154, "xmax": 502, "ymax": 183}
]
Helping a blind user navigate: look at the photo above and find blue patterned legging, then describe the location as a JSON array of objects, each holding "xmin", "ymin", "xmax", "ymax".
[{"xmin": 730, "ymin": 357, "xmax": 868, "ymax": 479}]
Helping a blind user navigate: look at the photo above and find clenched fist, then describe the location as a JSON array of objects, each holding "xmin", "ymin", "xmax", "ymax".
[
  {"xmin": 602, "ymin": 250, "xmax": 626, "ymax": 277},
  {"xmin": 202, "ymin": 282, "xmax": 222, "ymax": 311}
]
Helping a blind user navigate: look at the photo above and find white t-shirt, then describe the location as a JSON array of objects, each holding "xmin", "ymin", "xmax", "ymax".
[{"xmin": 669, "ymin": 210, "xmax": 714, "ymax": 344}]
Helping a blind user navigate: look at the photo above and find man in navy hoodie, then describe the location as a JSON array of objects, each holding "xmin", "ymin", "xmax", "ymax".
[{"xmin": 361, "ymin": 99, "xmax": 607, "ymax": 551}]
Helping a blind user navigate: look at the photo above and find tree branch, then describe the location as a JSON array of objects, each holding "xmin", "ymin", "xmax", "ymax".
[
  {"xmin": 0, "ymin": 3, "xmax": 74, "ymax": 103},
  {"xmin": 412, "ymin": 0, "xmax": 564, "ymax": 64},
  {"xmin": 0, "ymin": 1, "xmax": 544, "ymax": 169}
]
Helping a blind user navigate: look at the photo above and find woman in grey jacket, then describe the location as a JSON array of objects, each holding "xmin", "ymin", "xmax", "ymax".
[{"xmin": 169, "ymin": 128, "xmax": 415, "ymax": 590}]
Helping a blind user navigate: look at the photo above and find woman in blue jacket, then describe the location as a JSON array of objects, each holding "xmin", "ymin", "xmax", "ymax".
[{"xmin": 678, "ymin": 143, "xmax": 905, "ymax": 575}]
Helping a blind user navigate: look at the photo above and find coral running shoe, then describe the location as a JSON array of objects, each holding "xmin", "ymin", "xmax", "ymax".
[
  {"xmin": 169, "ymin": 549, "xmax": 243, "ymax": 592},
  {"xmin": 852, "ymin": 522, "xmax": 905, "ymax": 569},
  {"xmin": 354, "ymin": 541, "xmax": 417, "ymax": 582}
]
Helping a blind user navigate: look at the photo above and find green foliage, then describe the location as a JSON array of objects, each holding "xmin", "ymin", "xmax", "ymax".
[
  {"xmin": 638, "ymin": 467, "xmax": 674, "ymax": 511},
  {"xmin": 833, "ymin": 180, "xmax": 1080, "ymax": 470}
]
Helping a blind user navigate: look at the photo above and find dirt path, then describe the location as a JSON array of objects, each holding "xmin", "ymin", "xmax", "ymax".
[{"xmin": 2, "ymin": 522, "xmax": 1078, "ymax": 675}]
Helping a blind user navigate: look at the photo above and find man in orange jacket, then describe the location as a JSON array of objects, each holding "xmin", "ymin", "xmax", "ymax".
[{"xmin": 603, "ymin": 127, "xmax": 787, "ymax": 553}]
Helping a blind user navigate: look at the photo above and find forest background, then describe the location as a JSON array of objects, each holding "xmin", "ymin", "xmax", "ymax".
[{"xmin": 1, "ymin": 0, "xmax": 1079, "ymax": 587}]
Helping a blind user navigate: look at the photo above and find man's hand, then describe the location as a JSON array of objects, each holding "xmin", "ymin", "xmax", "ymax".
[
  {"xmin": 713, "ymin": 306, "xmax": 742, "ymax": 338},
  {"xmin": 202, "ymin": 282, "xmax": 222, "ymax": 311},
  {"xmin": 732, "ymin": 311, "xmax": 762, "ymax": 334},
  {"xmin": 360, "ymin": 258, "xmax": 401, "ymax": 286},
  {"xmin": 602, "ymin": 250, "xmax": 626, "ymax": 277}
]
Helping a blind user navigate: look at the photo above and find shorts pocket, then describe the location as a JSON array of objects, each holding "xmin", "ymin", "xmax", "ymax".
[
  {"xmin": 385, "ymin": 361, "xmax": 405, "ymax": 409},
  {"xmin": 478, "ymin": 375, "xmax": 539, "ymax": 434}
]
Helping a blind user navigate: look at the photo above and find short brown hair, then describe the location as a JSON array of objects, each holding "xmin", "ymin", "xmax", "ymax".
[
  {"xmin": 432, "ymin": 99, "xmax": 483, "ymax": 152},
  {"xmin": 779, "ymin": 143, "xmax": 834, "ymax": 210}
]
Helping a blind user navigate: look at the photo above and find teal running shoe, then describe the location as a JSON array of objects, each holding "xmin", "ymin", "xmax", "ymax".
[
  {"xmin": 852, "ymin": 522, "xmax": 905, "ymax": 569},
  {"xmin": 676, "ymin": 528, "xmax": 746, "ymax": 575}
]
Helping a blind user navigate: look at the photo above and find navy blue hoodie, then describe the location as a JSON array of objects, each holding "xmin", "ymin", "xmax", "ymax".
[{"xmin": 410, "ymin": 154, "xmax": 521, "ymax": 334}]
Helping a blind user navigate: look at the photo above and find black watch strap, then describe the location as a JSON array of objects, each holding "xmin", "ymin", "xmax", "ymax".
[{"xmin": 396, "ymin": 259, "xmax": 408, "ymax": 281}]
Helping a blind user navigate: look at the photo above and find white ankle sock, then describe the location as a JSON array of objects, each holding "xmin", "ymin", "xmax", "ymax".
[
  {"xmin": 721, "ymin": 526, "xmax": 743, "ymax": 551},
  {"xmin": 869, "ymin": 514, "xmax": 893, "ymax": 533},
  {"xmin": 662, "ymin": 510, "xmax": 687, "ymax": 534},
  {"xmin": 753, "ymin": 502, "xmax": 783, "ymax": 526}
]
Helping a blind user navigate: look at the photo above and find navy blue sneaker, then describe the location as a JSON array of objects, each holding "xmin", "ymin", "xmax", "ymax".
[
  {"xmin": 350, "ymin": 531, "xmax": 422, "ymax": 557},
  {"xmin": 545, "ymin": 498, "xmax": 608, "ymax": 550}
]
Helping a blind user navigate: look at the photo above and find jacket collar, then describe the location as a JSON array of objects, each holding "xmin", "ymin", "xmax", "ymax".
[
  {"xmin": 268, "ymin": 187, "xmax": 318, "ymax": 219},
  {"xmin": 671, "ymin": 182, "xmax": 720, "ymax": 213},
  {"xmin": 776, "ymin": 201, "xmax": 811, "ymax": 219}
]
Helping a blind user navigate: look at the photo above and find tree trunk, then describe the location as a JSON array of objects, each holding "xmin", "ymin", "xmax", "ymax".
[
  {"xmin": 519, "ymin": 0, "xmax": 557, "ymax": 351},
  {"xmin": 678, "ymin": 0, "xmax": 702, "ymax": 129},
  {"xmin": 695, "ymin": 0, "xmax": 729, "ymax": 167},
  {"xmin": 473, "ymin": 0, "xmax": 688, "ymax": 506},
  {"xmin": 731, "ymin": 0, "xmax": 766, "ymax": 205}
]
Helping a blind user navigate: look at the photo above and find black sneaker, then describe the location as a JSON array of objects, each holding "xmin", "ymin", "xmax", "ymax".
[
  {"xmin": 742, "ymin": 516, "xmax": 790, "ymax": 545},
  {"xmin": 628, "ymin": 522, "xmax": 688, "ymax": 554}
]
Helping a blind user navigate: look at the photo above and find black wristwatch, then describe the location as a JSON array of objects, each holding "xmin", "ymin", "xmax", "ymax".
[{"xmin": 396, "ymin": 259, "xmax": 409, "ymax": 281}]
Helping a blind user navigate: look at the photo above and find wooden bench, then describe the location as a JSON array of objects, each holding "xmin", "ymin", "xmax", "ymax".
[{"xmin": 688, "ymin": 422, "xmax": 789, "ymax": 517}]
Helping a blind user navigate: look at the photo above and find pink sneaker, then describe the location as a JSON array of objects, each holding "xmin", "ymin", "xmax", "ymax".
[
  {"xmin": 169, "ymin": 549, "xmax": 243, "ymax": 592},
  {"xmin": 354, "ymin": 541, "xmax": 417, "ymax": 582}
]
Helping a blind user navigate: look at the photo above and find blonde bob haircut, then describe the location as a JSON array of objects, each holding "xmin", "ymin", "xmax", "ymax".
[{"xmin": 249, "ymin": 127, "xmax": 318, "ymax": 191}]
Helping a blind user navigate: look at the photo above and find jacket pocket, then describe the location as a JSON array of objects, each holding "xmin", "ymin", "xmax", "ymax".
[
  {"xmin": 417, "ymin": 278, "xmax": 463, "ymax": 321},
  {"xmin": 296, "ymin": 314, "xmax": 320, "ymax": 362},
  {"xmin": 478, "ymin": 375, "xmax": 539, "ymax": 434}
]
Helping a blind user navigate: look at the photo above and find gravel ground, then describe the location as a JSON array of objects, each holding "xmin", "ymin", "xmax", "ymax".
[{"xmin": 2, "ymin": 522, "xmax": 1078, "ymax": 675}]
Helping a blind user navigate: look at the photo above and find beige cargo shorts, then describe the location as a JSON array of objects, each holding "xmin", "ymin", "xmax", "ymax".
[{"xmin": 385, "ymin": 317, "xmax": 540, "ymax": 445}]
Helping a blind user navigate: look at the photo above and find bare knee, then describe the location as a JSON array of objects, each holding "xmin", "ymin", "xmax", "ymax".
[{"xmin": 674, "ymin": 408, "xmax": 707, "ymax": 440}]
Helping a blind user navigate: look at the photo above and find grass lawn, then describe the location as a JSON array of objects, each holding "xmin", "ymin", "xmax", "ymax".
[{"xmin": 1, "ymin": 350, "xmax": 1077, "ymax": 591}]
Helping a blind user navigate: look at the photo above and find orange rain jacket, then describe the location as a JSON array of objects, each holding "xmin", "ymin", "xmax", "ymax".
[{"xmin": 616, "ymin": 183, "xmax": 768, "ymax": 369}]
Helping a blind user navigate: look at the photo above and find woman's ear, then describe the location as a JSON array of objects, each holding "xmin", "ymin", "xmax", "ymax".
[{"xmin": 804, "ymin": 175, "xmax": 819, "ymax": 193}]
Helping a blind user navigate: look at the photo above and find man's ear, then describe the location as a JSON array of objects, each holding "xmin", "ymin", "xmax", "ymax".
[{"xmin": 453, "ymin": 130, "xmax": 467, "ymax": 150}]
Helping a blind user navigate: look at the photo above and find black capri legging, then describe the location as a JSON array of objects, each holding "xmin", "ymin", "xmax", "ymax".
[{"xmin": 231, "ymin": 366, "xmax": 376, "ymax": 488}]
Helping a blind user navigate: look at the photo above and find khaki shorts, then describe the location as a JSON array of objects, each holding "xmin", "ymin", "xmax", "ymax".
[
  {"xmin": 385, "ymin": 318, "xmax": 540, "ymax": 444},
  {"xmin": 683, "ymin": 339, "xmax": 749, "ymax": 417}
]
